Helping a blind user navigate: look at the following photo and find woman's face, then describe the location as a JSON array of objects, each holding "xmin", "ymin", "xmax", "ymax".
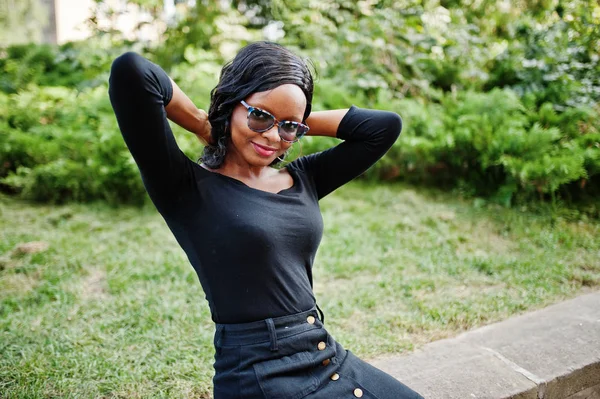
[{"xmin": 227, "ymin": 84, "xmax": 307, "ymax": 168}]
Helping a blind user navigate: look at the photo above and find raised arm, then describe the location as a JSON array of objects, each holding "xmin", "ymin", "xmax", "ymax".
[
  {"xmin": 292, "ymin": 106, "xmax": 402, "ymax": 199},
  {"xmin": 166, "ymin": 78, "xmax": 212, "ymax": 145},
  {"xmin": 108, "ymin": 52, "xmax": 207, "ymax": 209}
]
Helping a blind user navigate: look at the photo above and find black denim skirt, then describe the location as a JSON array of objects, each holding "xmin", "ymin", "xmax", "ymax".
[{"xmin": 212, "ymin": 306, "xmax": 423, "ymax": 399}]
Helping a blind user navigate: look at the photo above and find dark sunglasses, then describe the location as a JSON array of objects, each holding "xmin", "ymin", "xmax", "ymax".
[{"xmin": 240, "ymin": 100, "xmax": 309, "ymax": 143}]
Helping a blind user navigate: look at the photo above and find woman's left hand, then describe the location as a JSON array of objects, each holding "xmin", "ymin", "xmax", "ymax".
[{"xmin": 195, "ymin": 109, "xmax": 213, "ymax": 145}]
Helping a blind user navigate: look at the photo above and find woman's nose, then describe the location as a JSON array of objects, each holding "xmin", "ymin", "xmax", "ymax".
[{"xmin": 261, "ymin": 125, "xmax": 281, "ymax": 143}]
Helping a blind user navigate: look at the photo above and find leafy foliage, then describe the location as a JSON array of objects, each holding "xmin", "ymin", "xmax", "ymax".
[
  {"xmin": 0, "ymin": 86, "xmax": 147, "ymax": 204},
  {"xmin": 0, "ymin": 0, "xmax": 599, "ymax": 209},
  {"xmin": 0, "ymin": 38, "xmax": 131, "ymax": 93}
]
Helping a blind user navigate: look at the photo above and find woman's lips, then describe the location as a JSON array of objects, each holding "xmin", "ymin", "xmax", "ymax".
[{"xmin": 252, "ymin": 142, "xmax": 277, "ymax": 157}]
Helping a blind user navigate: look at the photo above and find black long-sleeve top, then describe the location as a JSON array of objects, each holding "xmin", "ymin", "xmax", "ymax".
[{"xmin": 108, "ymin": 52, "xmax": 402, "ymax": 324}]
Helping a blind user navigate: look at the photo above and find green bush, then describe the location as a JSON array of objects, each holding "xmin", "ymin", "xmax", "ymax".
[
  {"xmin": 1, "ymin": 0, "xmax": 599, "ymax": 208},
  {"xmin": 485, "ymin": 15, "xmax": 600, "ymax": 110},
  {"xmin": 363, "ymin": 89, "xmax": 598, "ymax": 206},
  {"xmin": 0, "ymin": 38, "xmax": 131, "ymax": 93},
  {"xmin": 0, "ymin": 86, "xmax": 145, "ymax": 205}
]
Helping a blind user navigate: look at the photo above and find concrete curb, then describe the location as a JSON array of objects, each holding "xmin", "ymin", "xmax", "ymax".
[{"xmin": 369, "ymin": 291, "xmax": 600, "ymax": 399}]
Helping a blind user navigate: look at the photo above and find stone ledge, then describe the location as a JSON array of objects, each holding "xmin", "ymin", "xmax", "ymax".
[{"xmin": 369, "ymin": 291, "xmax": 600, "ymax": 399}]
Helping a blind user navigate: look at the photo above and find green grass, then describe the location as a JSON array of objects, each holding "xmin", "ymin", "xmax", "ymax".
[{"xmin": 1, "ymin": 183, "xmax": 599, "ymax": 398}]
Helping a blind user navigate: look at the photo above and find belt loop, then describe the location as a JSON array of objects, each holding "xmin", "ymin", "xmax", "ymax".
[
  {"xmin": 316, "ymin": 303, "xmax": 325, "ymax": 324},
  {"xmin": 265, "ymin": 318, "xmax": 278, "ymax": 352}
]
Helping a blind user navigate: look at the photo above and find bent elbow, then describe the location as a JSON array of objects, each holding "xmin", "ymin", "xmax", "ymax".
[
  {"xmin": 109, "ymin": 52, "xmax": 146, "ymax": 91},
  {"xmin": 387, "ymin": 112, "xmax": 402, "ymax": 140},
  {"xmin": 380, "ymin": 111, "xmax": 402, "ymax": 147}
]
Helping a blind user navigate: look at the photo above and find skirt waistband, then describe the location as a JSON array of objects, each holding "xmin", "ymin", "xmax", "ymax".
[{"xmin": 214, "ymin": 305, "xmax": 325, "ymax": 347}]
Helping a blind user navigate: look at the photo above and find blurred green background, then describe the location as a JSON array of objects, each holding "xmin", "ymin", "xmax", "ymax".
[{"xmin": 1, "ymin": 0, "xmax": 599, "ymax": 211}]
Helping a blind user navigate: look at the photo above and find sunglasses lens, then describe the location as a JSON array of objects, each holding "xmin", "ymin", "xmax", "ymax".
[
  {"xmin": 279, "ymin": 121, "xmax": 300, "ymax": 142},
  {"xmin": 248, "ymin": 109, "xmax": 274, "ymax": 131},
  {"xmin": 296, "ymin": 124, "xmax": 309, "ymax": 139}
]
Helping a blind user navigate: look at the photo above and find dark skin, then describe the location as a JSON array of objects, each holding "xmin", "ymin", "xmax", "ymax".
[{"xmin": 165, "ymin": 80, "xmax": 348, "ymax": 194}]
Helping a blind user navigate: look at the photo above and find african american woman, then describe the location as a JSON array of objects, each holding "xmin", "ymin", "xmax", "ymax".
[{"xmin": 109, "ymin": 41, "xmax": 423, "ymax": 399}]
